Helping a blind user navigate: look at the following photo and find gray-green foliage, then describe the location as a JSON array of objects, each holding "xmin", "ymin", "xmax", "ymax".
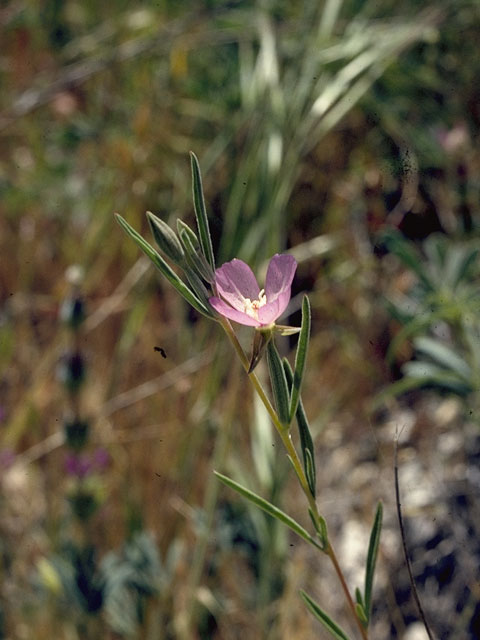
[
  {"xmin": 212, "ymin": 3, "xmax": 440, "ymax": 264},
  {"xmin": 101, "ymin": 532, "xmax": 164, "ymax": 637},
  {"xmin": 381, "ymin": 231, "xmax": 480, "ymax": 402}
]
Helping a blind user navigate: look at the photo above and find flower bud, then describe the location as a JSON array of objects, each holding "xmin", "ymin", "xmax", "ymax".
[{"xmin": 146, "ymin": 211, "xmax": 185, "ymax": 266}]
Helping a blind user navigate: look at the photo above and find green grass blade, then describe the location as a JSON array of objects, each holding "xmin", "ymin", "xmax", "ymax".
[
  {"xmin": 364, "ymin": 501, "xmax": 383, "ymax": 622},
  {"xmin": 266, "ymin": 340, "xmax": 291, "ymax": 426},
  {"xmin": 300, "ymin": 590, "xmax": 351, "ymax": 640},
  {"xmin": 190, "ymin": 151, "xmax": 215, "ymax": 270},
  {"xmin": 289, "ymin": 295, "xmax": 311, "ymax": 422},
  {"xmin": 214, "ymin": 471, "xmax": 322, "ymax": 550},
  {"xmin": 115, "ymin": 214, "xmax": 212, "ymax": 318}
]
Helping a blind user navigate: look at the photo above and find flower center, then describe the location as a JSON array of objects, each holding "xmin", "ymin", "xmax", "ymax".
[{"xmin": 243, "ymin": 289, "xmax": 267, "ymax": 320}]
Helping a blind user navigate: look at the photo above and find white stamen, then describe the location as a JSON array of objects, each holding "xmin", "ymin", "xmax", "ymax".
[{"xmin": 243, "ymin": 289, "xmax": 267, "ymax": 320}]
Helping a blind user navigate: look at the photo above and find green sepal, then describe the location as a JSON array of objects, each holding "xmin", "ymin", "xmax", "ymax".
[
  {"xmin": 308, "ymin": 507, "xmax": 328, "ymax": 551},
  {"xmin": 289, "ymin": 296, "xmax": 311, "ymax": 422},
  {"xmin": 266, "ymin": 339, "xmax": 291, "ymax": 427},
  {"xmin": 115, "ymin": 214, "xmax": 212, "ymax": 318},
  {"xmin": 179, "ymin": 227, "xmax": 215, "ymax": 284},
  {"xmin": 146, "ymin": 211, "xmax": 185, "ymax": 267},
  {"xmin": 300, "ymin": 591, "xmax": 351, "ymax": 640},
  {"xmin": 283, "ymin": 358, "xmax": 316, "ymax": 496},
  {"xmin": 190, "ymin": 151, "xmax": 215, "ymax": 269},
  {"xmin": 364, "ymin": 501, "xmax": 383, "ymax": 622},
  {"xmin": 274, "ymin": 325, "xmax": 301, "ymax": 336},
  {"xmin": 248, "ymin": 326, "xmax": 273, "ymax": 373},
  {"xmin": 214, "ymin": 471, "xmax": 322, "ymax": 550}
]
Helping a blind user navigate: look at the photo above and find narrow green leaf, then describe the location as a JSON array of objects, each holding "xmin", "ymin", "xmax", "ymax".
[
  {"xmin": 185, "ymin": 269, "xmax": 211, "ymax": 308},
  {"xmin": 176, "ymin": 219, "xmax": 200, "ymax": 251},
  {"xmin": 214, "ymin": 471, "xmax": 322, "ymax": 550},
  {"xmin": 308, "ymin": 508, "xmax": 328, "ymax": 551},
  {"xmin": 355, "ymin": 603, "xmax": 368, "ymax": 627},
  {"xmin": 414, "ymin": 336, "xmax": 472, "ymax": 380},
  {"xmin": 354, "ymin": 588, "xmax": 368, "ymax": 627},
  {"xmin": 266, "ymin": 340, "xmax": 291, "ymax": 426},
  {"xmin": 355, "ymin": 587, "xmax": 364, "ymax": 608},
  {"xmin": 300, "ymin": 591, "xmax": 351, "ymax": 640},
  {"xmin": 115, "ymin": 214, "xmax": 213, "ymax": 319},
  {"xmin": 179, "ymin": 228, "xmax": 215, "ymax": 284},
  {"xmin": 283, "ymin": 358, "xmax": 316, "ymax": 495},
  {"xmin": 190, "ymin": 151, "xmax": 215, "ymax": 269},
  {"xmin": 364, "ymin": 501, "xmax": 383, "ymax": 622},
  {"xmin": 146, "ymin": 211, "xmax": 185, "ymax": 266},
  {"xmin": 304, "ymin": 447, "xmax": 316, "ymax": 498},
  {"xmin": 452, "ymin": 245, "xmax": 479, "ymax": 289},
  {"xmin": 289, "ymin": 296, "xmax": 311, "ymax": 422}
]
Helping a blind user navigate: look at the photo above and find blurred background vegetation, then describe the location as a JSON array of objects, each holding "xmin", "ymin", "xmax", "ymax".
[{"xmin": 1, "ymin": 0, "xmax": 480, "ymax": 638}]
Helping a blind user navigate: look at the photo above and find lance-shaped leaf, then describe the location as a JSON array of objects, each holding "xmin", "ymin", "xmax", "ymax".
[
  {"xmin": 364, "ymin": 501, "xmax": 383, "ymax": 623},
  {"xmin": 115, "ymin": 214, "xmax": 213, "ymax": 318},
  {"xmin": 308, "ymin": 508, "xmax": 328, "ymax": 550},
  {"xmin": 214, "ymin": 472, "xmax": 322, "ymax": 550},
  {"xmin": 146, "ymin": 211, "xmax": 185, "ymax": 267},
  {"xmin": 300, "ymin": 591, "xmax": 351, "ymax": 640},
  {"xmin": 179, "ymin": 227, "xmax": 215, "ymax": 284},
  {"xmin": 283, "ymin": 358, "xmax": 316, "ymax": 496},
  {"xmin": 354, "ymin": 589, "xmax": 368, "ymax": 627},
  {"xmin": 289, "ymin": 296, "xmax": 311, "ymax": 422},
  {"xmin": 266, "ymin": 340, "xmax": 291, "ymax": 426},
  {"xmin": 190, "ymin": 151, "xmax": 215, "ymax": 269},
  {"xmin": 177, "ymin": 219, "xmax": 200, "ymax": 250},
  {"xmin": 185, "ymin": 269, "xmax": 211, "ymax": 309}
]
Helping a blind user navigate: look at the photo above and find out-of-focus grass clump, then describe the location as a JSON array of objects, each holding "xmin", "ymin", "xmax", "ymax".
[{"xmin": 1, "ymin": 0, "xmax": 480, "ymax": 638}]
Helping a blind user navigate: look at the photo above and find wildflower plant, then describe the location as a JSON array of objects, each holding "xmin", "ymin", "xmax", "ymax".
[{"xmin": 116, "ymin": 153, "xmax": 383, "ymax": 639}]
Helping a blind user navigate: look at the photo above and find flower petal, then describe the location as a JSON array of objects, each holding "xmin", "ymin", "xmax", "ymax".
[
  {"xmin": 257, "ymin": 289, "xmax": 291, "ymax": 324},
  {"xmin": 209, "ymin": 296, "xmax": 261, "ymax": 327},
  {"xmin": 215, "ymin": 258, "xmax": 260, "ymax": 311},
  {"xmin": 265, "ymin": 254, "xmax": 297, "ymax": 301}
]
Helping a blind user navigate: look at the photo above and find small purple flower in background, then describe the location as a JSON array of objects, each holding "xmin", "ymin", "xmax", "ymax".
[
  {"xmin": 65, "ymin": 453, "xmax": 92, "ymax": 479},
  {"xmin": 209, "ymin": 254, "xmax": 297, "ymax": 327},
  {"xmin": 65, "ymin": 449, "xmax": 110, "ymax": 478}
]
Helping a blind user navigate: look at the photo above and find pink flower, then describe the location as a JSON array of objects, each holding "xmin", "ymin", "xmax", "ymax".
[{"xmin": 209, "ymin": 254, "xmax": 297, "ymax": 327}]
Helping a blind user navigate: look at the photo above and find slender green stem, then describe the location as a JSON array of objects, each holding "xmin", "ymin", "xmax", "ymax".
[{"xmin": 219, "ymin": 317, "xmax": 369, "ymax": 640}]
